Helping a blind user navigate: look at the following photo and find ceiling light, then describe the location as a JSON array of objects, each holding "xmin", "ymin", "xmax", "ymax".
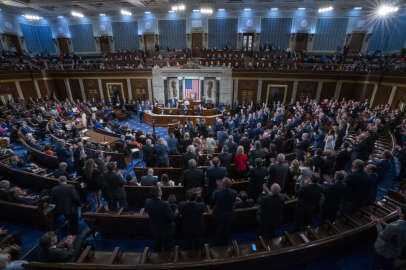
[
  {"xmin": 376, "ymin": 4, "xmax": 399, "ymax": 17},
  {"xmin": 168, "ymin": 10, "xmax": 175, "ymax": 13},
  {"xmin": 193, "ymin": 9, "xmax": 200, "ymax": 12},
  {"xmin": 318, "ymin": 6, "xmax": 333, "ymax": 13},
  {"xmin": 218, "ymin": 8, "xmax": 225, "ymax": 11},
  {"xmin": 99, "ymin": 13, "xmax": 106, "ymax": 16},
  {"xmin": 23, "ymin": 14, "xmax": 42, "ymax": 20},
  {"xmin": 178, "ymin": 4, "xmax": 185, "ymax": 11},
  {"xmin": 120, "ymin": 9, "xmax": 132, "ymax": 16},
  {"xmin": 57, "ymin": 15, "xmax": 64, "ymax": 19},
  {"xmin": 144, "ymin": 11, "xmax": 151, "ymax": 14},
  {"xmin": 244, "ymin": 8, "xmax": 251, "ymax": 11},
  {"xmin": 2, "ymin": 0, "xmax": 26, "ymax": 7},
  {"xmin": 71, "ymin": 11, "xmax": 84, "ymax": 18},
  {"xmin": 354, "ymin": 7, "xmax": 362, "ymax": 10},
  {"xmin": 171, "ymin": 6, "xmax": 178, "ymax": 11},
  {"xmin": 200, "ymin": 8, "xmax": 213, "ymax": 14},
  {"xmin": 298, "ymin": 7, "xmax": 306, "ymax": 10},
  {"xmin": 271, "ymin": 8, "xmax": 278, "ymax": 11}
]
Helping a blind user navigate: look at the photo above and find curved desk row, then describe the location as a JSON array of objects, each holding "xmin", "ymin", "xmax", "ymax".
[{"xmin": 143, "ymin": 111, "xmax": 221, "ymax": 127}]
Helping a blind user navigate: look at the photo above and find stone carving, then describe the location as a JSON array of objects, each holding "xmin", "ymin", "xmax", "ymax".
[
  {"xmin": 171, "ymin": 80, "xmax": 177, "ymax": 97},
  {"xmin": 207, "ymin": 80, "xmax": 213, "ymax": 98}
]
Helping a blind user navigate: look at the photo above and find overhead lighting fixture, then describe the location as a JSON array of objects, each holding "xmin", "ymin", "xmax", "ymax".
[
  {"xmin": 57, "ymin": 15, "xmax": 64, "ymax": 19},
  {"xmin": 193, "ymin": 9, "xmax": 200, "ymax": 12},
  {"xmin": 200, "ymin": 8, "xmax": 213, "ymax": 14},
  {"xmin": 271, "ymin": 8, "xmax": 278, "ymax": 11},
  {"xmin": 244, "ymin": 8, "xmax": 251, "ymax": 11},
  {"xmin": 23, "ymin": 14, "xmax": 42, "ymax": 20},
  {"xmin": 120, "ymin": 9, "xmax": 132, "ymax": 16},
  {"xmin": 168, "ymin": 10, "xmax": 175, "ymax": 13},
  {"xmin": 71, "ymin": 11, "xmax": 84, "ymax": 18},
  {"xmin": 99, "ymin": 13, "xmax": 106, "ymax": 16},
  {"xmin": 376, "ymin": 4, "xmax": 399, "ymax": 17},
  {"xmin": 171, "ymin": 4, "xmax": 185, "ymax": 12},
  {"xmin": 298, "ymin": 7, "xmax": 306, "ymax": 10},
  {"xmin": 318, "ymin": 6, "xmax": 333, "ymax": 13},
  {"xmin": 354, "ymin": 7, "xmax": 362, "ymax": 10},
  {"xmin": 144, "ymin": 11, "xmax": 151, "ymax": 14},
  {"xmin": 218, "ymin": 8, "xmax": 225, "ymax": 11}
]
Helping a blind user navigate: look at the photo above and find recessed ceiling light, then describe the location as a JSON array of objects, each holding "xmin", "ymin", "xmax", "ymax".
[
  {"xmin": 99, "ymin": 13, "xmax": 106, "ymax": 16},
  {"xmin": 318, "ymin": 6, "xmax": 333, "ymax": 13},
  {"xmin": 354, "ymin": 7, "xmax": 362, "ymax": 10},
  {"xmin": 71, "ymin": 11, "xmax": 84, "ymax": 18},
  {"xmin": 120, "ymin": 9, "xmax": 132, "ymax": 16},
  {"xmin": 57, "ymin": 15, "xmax": 64, "ymax": 19},
  {"xmin": 376, "ymin": 4, "xmax": 399, "ymax": 17},
  {"xmin": 218, "ymin": 8, "xmax": 225, "ymax": 11},
  {"xmin": 244, "ymin": 8, "xmax": 251, "ymax": 11},
  {"xmin": 144, "ymin": 11, "xmax": 151, "ymax": 14},
  {"xmin": 23, "ymin": 14, "xmax": 42, "ymax": 20},
  {"xmin": 271, "ymin": 8, "xmax": 278, "ymax": 11},
  {"xmin": 168, "ymin": 10, "xmax": 175, "ymax": 13},
  {"xmin": 193, "ymin": 9, "xmax": 200, "ymax": 12},
  {"xmin": 298, "ymin": 7, "xmax": 306, "ymax": 10}
]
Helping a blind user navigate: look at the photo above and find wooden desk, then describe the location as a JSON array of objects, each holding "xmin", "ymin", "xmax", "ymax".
[
  {"xmin": 155, "ymin": 107, "xmax": 217, "ymax": 116},
  {"xmin": 143, "ymin": 111, "xmax": 221, "ymax": 127},
  {"xmin": 82, "ymin": 130, "xmax": 119, "ymax": 146}
]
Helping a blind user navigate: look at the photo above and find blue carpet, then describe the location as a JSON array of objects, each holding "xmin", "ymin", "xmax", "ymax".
[{"xmin": 118, "ymin": 116, "xmax": 169, "ymax": 139}]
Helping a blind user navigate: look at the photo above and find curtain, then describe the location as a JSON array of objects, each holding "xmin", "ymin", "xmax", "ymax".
[
  {"xmin": 260, "ymin": 18, "xmax": 292, "ymax": 50},
  {"xmin": 112, "ymin": 21, "xmax": 139, "ymax": 51},
  {"xmin": 158, "ymin": 20, "xmax": 186, "ymax": 50},
  {"xmin": 368, "ymin": 16, "xmax": 406, "ymax": 52},
  {"xmin": 20, "ymin": 24, "xmax": 56, "ymax": 54},
  {"xmin": 313, "ymin": 18, "xmax": 348, "ymax": 51},
  {"xmin": 208, "ymin": 18, "xmax": 238, "ymax": 49},
  {"xmin": 68, "ymin": 24, "xmax": 96, "ymax": 52}
]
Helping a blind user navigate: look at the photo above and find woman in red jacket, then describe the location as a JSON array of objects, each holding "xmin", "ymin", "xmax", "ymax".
[{"xmin": 234, "ymin": 145, "xmax": 248, "ymax": 179}]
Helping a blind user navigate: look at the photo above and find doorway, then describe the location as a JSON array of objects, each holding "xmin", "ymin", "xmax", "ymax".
[
  {"xmin": 242, "ymin": 33, "xmax": 254, "ymax": 51},
  {"xmin": 144, "ymin": 34, "xmax": 156, "ymax": 56},
  {"xmin": 57, "ymin": 38, "xmax": 70, "ymax": 54},
  {"xmin": 266, "ymin": 84, "xmax": 288, "ymax": 104},
  {"xmin": 100, "ymin": 36, "xmax": 111, "ymax": 53},
  {"xmin": 192, "ymin": 33, "xmax": 203, "ymax": 57},
  {"xmin": 238, "ymin": 89, "xmax": 256, "ymax": 104},
  {"xmin": 295, "ymin": 33, "xmax": 308, "ymax": 52}
]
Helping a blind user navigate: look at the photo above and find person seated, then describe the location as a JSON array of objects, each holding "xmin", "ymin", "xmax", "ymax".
[
  {"xmin": 0, "ymin": 180, "xmax": 10, "ymax": 201},
  {"xmin": 53, "ymin": 162, "xmax": 70, "ymax": 179},
  {"xmin": 158, "ymin": 174, "xmax": 175, "ymax": 187},
  {"xmin": 43, "ymin": 144, "xmax": 54, "ymax": 156},
  {"xmin": 235, "ymin": 190, "xmax": 255, "ymax": 209},
  {"xmin": 8, "ymin": 187, "xmax": 39, "ymax": 205},
  {"xmin": 140, "ymin": 168, "xmax": 158, "ymax": 186},
  {"xmin": 10, "ymin": 155, "xmax": 36, "ymax": 171},
  {"xmin": 38, "ymin": 230, "xmax": 89, "ymax": 263}
]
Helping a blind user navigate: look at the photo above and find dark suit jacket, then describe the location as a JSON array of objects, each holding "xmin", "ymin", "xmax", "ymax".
[
  {"xmin": 141, "ymin": 175, "xmax": 158, "ymax": 186},
  {"xmin": 269, "ymin": 163, "xmax": 289, "ymax": 191},
  {"xmin": 53, "ymin": 169, "xmax": 70, "ymax": 179},
  {"xmin": 344, "ymin": 170, "xmax": 370, "ymax": 208},
  {"xmin": 154, "ymin": 143, "xmax": 169, "ymax": 166},
  {"xmin": 259, "ymin": 193, "xmax": 285, "ymax": 227},
  {"xmin": 145, "ymin": 198, "xmax": 175, "ymax": 236},
  {"xmin": 212, "ymin": 188, "xmax": 237, "ymax": 220},
  {"xmin": 179, "ymin": 201, "xmax": 206, "ymax": 235},
  {"xmin": 297, "ymin": 183, "xmax": 323, "ymax": 213},
  {"xmin": 167, "ymin": 137, "xmax": 179, "ymax": 154},
  {"xmin": 50, "ymin": 183, "xmax": 80, "ymax": 216},
  {"xmin": 183, "ymin": 168, "xmax": 205, "ymax": 190},
  {"xmin": 248, "ymin": 167, "xmax": 268, "ymax": 200},
  {"xmin": 206, "ymin": 166, "xmax": 227, "ymax": 195},
  {"xmin": 99, "ymin": 172, "xmax": 126, "ymax": 201},
  {"xmin": 183, "ymin": 152, "xmax": 198, "ymax": 167},
  {"xmin": 143, "ymin": 144, "xmax": 155, "ymax": 166},
  {"xmin": 322, "ymin": 182, "xmax": 346, "ymax": 215},
  {"xmin": 218, "ymin": 152, "xmax": 233, "ymax": 169},
  {"xmin": 39, "ymin": 246, "xmax": 76, "ymax": 263}
]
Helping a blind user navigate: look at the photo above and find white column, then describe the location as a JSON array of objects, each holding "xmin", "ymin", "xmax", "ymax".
[
  {"xmin": 316, "ymin": 81, "xmax": 323, "ymax": 101},
  {"xmin": 126, "ymin": 79, "xmax": 132, "ymax": 101},
  {"xmin": 78, "ymin": 79, "xmax": 86, "ymax": 101},
  {"xmin": 291, "ymin": 80, "xmax": 298, "ymax": 103},
  {"xmin": 33, "ymin": 80, "xmax": 41, "ymax": 98},
  {"xmin": 233, "ymin": 79, "xmax": 238, "ymax": 104},
  {"xmin": 147, "ymin": 79, "xmax": 153, "ymax": 102},
  {"xmin": 64, "ymin": 79, "xmax": 73, "ymax": 101},
  {"xmin": 370, "ymin": 83, "xmax": 378, "ymax": 108},
  {"xmin": 257, "ymin": 80, "xmax": 262, "ymax": 103},
  {"xmin": 388, "ymin": 86, "xmax": 397, "ymax": 106},
  {"xmin": 15, "ymin": 81, "xmax": 24, "ymax": 100},
  {"xmin": 97, "ymin": 79, "xmax": 104, "ymax": 102},
  {"xmin": 334, "ymin": 80, "xmax": 342, "ymax": 100}
]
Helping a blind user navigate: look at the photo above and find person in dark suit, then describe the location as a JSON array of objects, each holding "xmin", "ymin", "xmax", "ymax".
[
  {"xmin": 99, "ymin": 162, "xmax": 127, "ymax": 211},
  {"xmin": 217, "ymin": 128, "xmax": 228, "ymax": 150},
  {"xmin": 295, "ymin": 173, "xmax": 323, "ymax": 230},
  {"xmin": 295, "ymin": 133, "xmax": 310, "ymax": 162},
  {"xmin": 206, "ymin": 157, "xmax": 228, "ymax": 197},
  {"xmin": 321, "ymin": 171, "xmax": 346, "ymax": 222},
  {"xmin": 343, "ymin": 159, "xmax": 370, "ymax": 213},
  {"xmin": 0, "ymin": 180, "xmax": 10, "ymax": 201},
  {"xmin": 248, "ymin": 158, "xmax": 268, "ymax": 201},
  {"xmin": 169, "ymin": 97, "xmax": 177, "ymax": 108},
  {"xmin": 179, "ymin": 191, "xmax": 207, "ymax": 250},
  {"xmin": 50, "ymin": 176, "xmax": 80, "ymax": 235},
  {"xmin": 258, "ymin": 183, "xmax": 285, "ymax": 239},
  {"xmin": 141, "ymin": 168, "xmax": 158, "ymax": 186},
  {"xmin": 212, "ymin": 178, "xmax": 237, "ymax": 246},
  {"xmin": 55, "ymin": 141, "xmax": 73, "ymax": 172},
  {"xmin": 183, "ymin": 145, "xmax": 198, "ymax": 168},
  {"xmin": 154, "ymin": 138, "xmax": 169, "ymax": 168},
  {"xmin": 145, "ymin": 186, "xmax": 175, "ymax": 251},
  {"xmin": 142, "ymin": 139, "xmax": 155, "ymax": 167},
  {"xmin": 182, "ymin": 159, "xmax": 205, "ymax": 192},
  {"xmin": 71, "ymin": 124, "xmax": 79, "ymax": 139},
  {"xmin": 218, "ymin": 146, "xmax": 233, "ymax": 172},
  {"xmin": 167, "ymin": 133, "xmax": 179, "ymax": 155},
  {"xmin": 269, "ymin": 153, "xmax": 289, "ymax": 192},
  {"xmin": 53, "ymin": 162, "xmax": 70, "ymax": 179},
  {"xmin": 248, "ymin": 141, "xmax": 266, "ymax": 165}
]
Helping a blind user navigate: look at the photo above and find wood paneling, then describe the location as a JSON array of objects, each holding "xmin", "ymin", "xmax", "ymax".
[
  {"xmin": 238, "ymin": 80, "xmax": 258, "ymax": 104},
  {"xmin": 192, "ymin": 33, "xmax": 203, "ymax": 57},
  {"xmin": 83, "ymin": 79, "xmax": 99, "ymax": 100},
  {"xmin": 131, "ymin": 79, "xmax": 148, "ymax": 101},
  {"xmin": 57, "ymin": 38, "xmax": 70, "ymax": 54},
  {"xmin": 54, "ymin": 79, "xmax": 67, "ymax": 100},
  {"xmin": 69, "ymin": 79, "xmax": 82, "ymax": 101},
  {"xmin": 144, "ymin": 34, "xmax": 156, "ymax": 56},
  {"xmin": 20, "ymin": 81, "xmax": 37, "ymax": 99},
  {"xmin": 340, "ymin": 83, "xmax": 364, "ymax": 101},
  {"xmin": 296, "ymin": 82, "xmax": 317, "ymax": 101},
  {"xmin": 4, "ymin": 34, "xmax": 22, "ymax": 55},
  {"xmin": 261, "ymin": 80, "xmax": 293, "ymax": 104},
  {"xmin": 100, "ymin": 36, "xmax": 111, "ymax": 53},
  {"xmin": 348, "ymin": 33, "xmax": 365, "ymax": 53},
  {"xmin": 391, "ymin": 87, "xmax": 406, "ymax": 110},
  {"xmin": 101, "ymin": 79, "xmax": 128, "ymax": 100},
  {"xmin": 0, "ymin": 82, "xmax": 18, "ymax": 101},
  {"xmin": 373, "ymin": 85, "xmax": 392, "ymax": 106},
  {"xmin": 37, "ymin": 80, "xmax": 49, "ymax": 98},
  {"xmin": 295, "ymin": 33, "xmax": 308, "ymax": 52},
  {"xmin": 320, "ymin": 82, "xmax": 336, "ymax": 101}
]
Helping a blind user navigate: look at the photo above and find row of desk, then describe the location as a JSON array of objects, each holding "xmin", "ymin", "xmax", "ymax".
[{"xmin": 143, "ymin": 111, "xmax": 221, "ymax": 128}]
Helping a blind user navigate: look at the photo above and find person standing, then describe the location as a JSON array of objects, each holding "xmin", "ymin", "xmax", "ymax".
[
  {"xmin": 154, "ymin": 138, "xmax": 169, "ymax": 168},
  {"xmin": 258, "ymin": 183, "xmax": 285, "ymax": 239},
  {"xmin": 100, "ymin": 162, "xmax": 127, "ymax": 211}
]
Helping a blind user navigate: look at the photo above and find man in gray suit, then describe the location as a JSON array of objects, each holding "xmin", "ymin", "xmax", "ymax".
[{"xmin": 141, "ymin": 168, "xmax": 158, "ymax": 186}]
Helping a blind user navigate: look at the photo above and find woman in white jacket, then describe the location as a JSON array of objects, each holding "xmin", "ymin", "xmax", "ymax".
[{"xmin": 324, "ymin": 130, "xmax": 336, "ymax": 151}]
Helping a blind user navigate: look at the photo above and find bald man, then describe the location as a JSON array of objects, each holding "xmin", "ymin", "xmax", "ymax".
[{"xmin": 258, "ymin": 183, "xmax": 285, "ymax": 239}]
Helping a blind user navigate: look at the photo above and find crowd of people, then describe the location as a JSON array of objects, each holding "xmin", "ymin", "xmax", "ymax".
[{"xmin": 0, "ymin": 95, "xmax": 405, "ymax": 269}]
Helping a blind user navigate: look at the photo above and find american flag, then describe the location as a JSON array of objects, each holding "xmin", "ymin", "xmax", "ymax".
[{"xmin": 184, "ymin": 79, "xmax": 200, "ymax": 100}]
